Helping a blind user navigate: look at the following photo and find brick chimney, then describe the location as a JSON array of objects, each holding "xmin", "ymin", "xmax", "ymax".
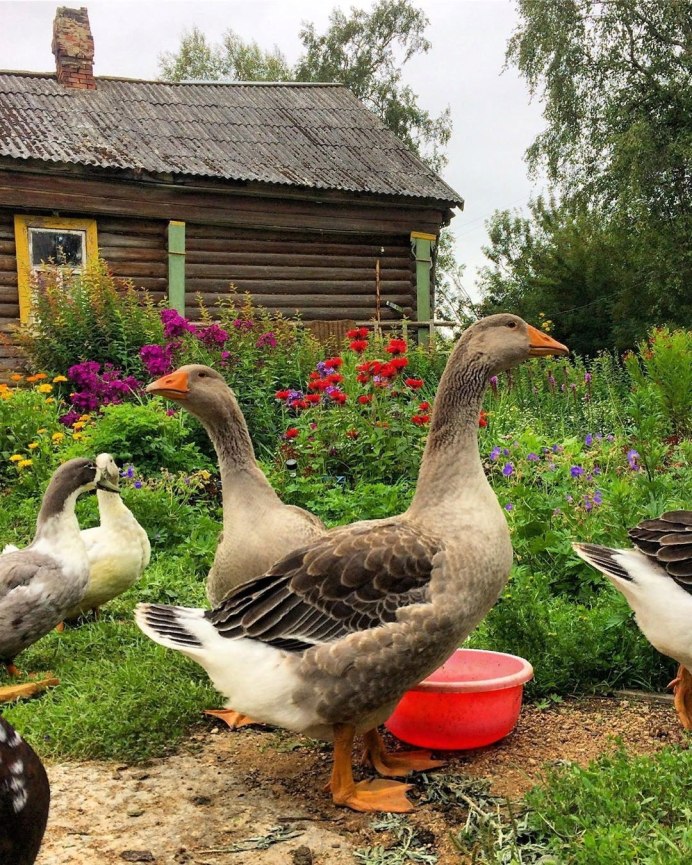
[{"xmin": 52, "ymin": 7, "xmax": 95, "ymax": 90}]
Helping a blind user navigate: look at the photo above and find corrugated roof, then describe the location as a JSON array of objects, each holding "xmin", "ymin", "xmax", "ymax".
[{"xmin": 0, "ymin": 73, "xmax": 463, "ymax": 204}]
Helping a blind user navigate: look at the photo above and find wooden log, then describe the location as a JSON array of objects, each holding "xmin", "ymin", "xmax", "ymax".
[
  {"xmin": 210, "ymin": 293, "xmax": 413, "ymax": 309},
  {"xmin": 185, "ymin": 278, "xmax": 412, "ymax": 295},
  {"xmin": 98, "ymin": 233, "xmax": 166, "ymax": 250},
  {"xmin": 0, "ymin": 272, "xmax": 18, "ymax": 288},
  {"xmin": 185, "ymin": 250, "xmax": 411, "ymax": 268},
  {"xmin": 0, "ymin": 241, "xmax": 16, "ymax": 256},
  {"xmin": 185, "ymin": 263, "xmax": 412, "ymax": 281},
  {"xmin": 98, "ymin": 247, "xmax": 166, "ymax": 264},
  {"xmin": 0, "ymin": 303, "xmax": 19, "ymax": 317},
  {"xmin": 96, "ymin": 218, "xmax": 166, "ymax": 236}
]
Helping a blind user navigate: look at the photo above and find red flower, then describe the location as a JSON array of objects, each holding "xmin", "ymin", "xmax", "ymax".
[
  {"xmin": 285, "ymin": 427, "xmax": 299, "ymax": 439},
  {"xmin": 385, "ymin": 338, "xmax": 407, "ymax": 355},
  {"xmin": 405, "ymin": 377, "xmax": 424, "ymax": 389},
  {"xmin": 330, "ymin": 391, "xmax": 347, "ymax": 404},
  {"xmin": 356, "ymin": 373, "xmax": 370, "ymax": 384},
  {"xmin": 357, "ymin": 394, "xmax": 372, "ymax": 405},
  {"xmin": 390, "ymin": 357, "xmax": 408, "ymax": 370},
  {"xmin": 324, "ymin": 357, "xmax": 343, "ymax": 369},
  {"xmin": 327, "ymin": 373, "xmax": 344, "ymax": 384},
  {"xmin": 347, "ymin": 327, "xmax": 369, "ymax": 339},
  {"xmin": 418, "ymin": 401, "xmax": 430, "ymax": 410},
  {"xmin": 411, "ymin": 413, "xmax": 430, "ymax": 426},
  {"xmin": 304, "ymin": 394, "xmax": 321, "ymax": 404},
  {"xmin": 479, "ymin": 410, "xmax": 488, "ymax": 428},
  {"xmin": 275, "ymin": 389, "xmax": 290, "ymax": 400},
  {"xmin": 349, "ymin": 339, "xmax": 369, "ymax": 353},
  {"xmin": 379, "ymin": 362, "xmax": 397, "ymax": 378},
  {"xmin": 308, "ymin": 371, "xmax": 321, "ymax": 380},
  {"xmin": 308, "ymin": 379, "xmax": 331, "ymax": 391},
  {"xmin": 346, "ymin": 428, "xmax": 359, "ymax": 439},
  {"xmin": 291, "ymin": 399, "xmax": 309, "ymax": 410}
]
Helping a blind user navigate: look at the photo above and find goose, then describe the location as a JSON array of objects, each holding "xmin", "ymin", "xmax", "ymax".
[
  {"xmin": 3, "ymin": 454, "xmax": 151, "ymax": 622},
  {"xmin": 0, "ymin": 457, "xmax": 117, "ymax": 676},
  {"xmin": 136, "ymin": 314, "xmax": 568, "ymax": 813},
  {"xmin": 146, "ymin": 363, "xmax": 326, "ymax": 728},
  {"xmin": 574, "ymin": 510, "xmax": 692, "ymax": 729},
  {"xmin": 0, "ymin": 716, "xmax": 50, "ymax": 865}
]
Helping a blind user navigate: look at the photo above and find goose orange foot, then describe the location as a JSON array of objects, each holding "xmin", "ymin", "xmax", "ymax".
[
  {"xmin": 670, "ymin": 665, "xmax": 692, "ymax": 731},
  {"xmin": 330, "ymin": 723, "xmax": 414, "ymax": 813},
  {"xmin": 204, "ymin": 708, "xmax": 259, "ymax": 729},
  {"xmin": 362, "ymin": 728, "xmax": 446, "ymax": 777}
]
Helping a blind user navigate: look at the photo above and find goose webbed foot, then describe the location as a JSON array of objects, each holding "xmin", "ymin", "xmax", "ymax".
[
  {"xmin": 330, "ymin": 723, "xmax": 414, "ymax": 813},
  {"xmin": 362, "ymin": 728, "xmax": 446, "ymax": 777},
  {"xmin": 671, "ymin": 665, "xmax": 692, "ymax": 730},
  {"xmin": 204, "ymin": 708, "xmax": 260, "ymax": 729}
]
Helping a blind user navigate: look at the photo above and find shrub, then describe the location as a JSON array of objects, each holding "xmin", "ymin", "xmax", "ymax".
[{"xmin": 15, "ymin": 258, "xmax": 163, "ymax": 375}]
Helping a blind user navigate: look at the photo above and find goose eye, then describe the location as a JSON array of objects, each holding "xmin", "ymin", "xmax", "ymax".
[
  {"xmin": 198, "ymin": 372, "xmax": 207, "ymax": 378},
  {"xmin": 506, "ymin": 321, "xmax": 517, "ymax": 329}
]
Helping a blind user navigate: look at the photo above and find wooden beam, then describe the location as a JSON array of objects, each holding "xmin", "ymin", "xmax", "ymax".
[
  {"xmin": 410, "ymin": 231, "xmax": 436, "ymax": 345},
  {"xmin": 167, "ymin": 220, "xmax": 186, "ymax": 313}
]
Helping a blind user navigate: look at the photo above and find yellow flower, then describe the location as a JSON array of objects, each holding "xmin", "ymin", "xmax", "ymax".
[
  {"xmin": 78, "ymin": 414, "xmax": 91, "ymax": 422},
  {"xmin": 9, "ymin": 454, "xmax": 23, "ymax": 462},
  {"xmin": 198, "ymin": 470, "xmax": 211, "ymax": 480},
  {"xmin": 18, "ymin": 459, "xmax": 32, "ymax": 468},
  {"xmin": 37, "ymin": 383, "xmax": 53, "ymax": 394},
  {"xmin": 26, "ymin": 375, "xmax": 39, "ymax": 383},
  {"xmin": 52, "ymin": 375, "xmax": 68, "ymax": 383},
  {"xmin": 37, "ymin": 428, "xmax": 47, "ymax": 434},
  {"xmin": 0, "ymin": 384, "xmax": 8, "ymax": 392},
  {"xmin": 9, "ymin": 374, "xmax": 22, "ymax": 382},
  {"xmin": 27, "ymin": 373, "xmax": 47, "ymax": 382},
  {"xmin": 72, "ymin": 432, "xmax": 84, "ymax": 441},
  {"xmin": 45, "ymin": 398, "xmax": 55, "ymax": 404},
  {"xmin": 1, "ymin": 391, "xmax": 12, "ymax": 400},
  {"xmin": 73, "ymin": 421, "xmax": 86, "ymax": 431},
  {"xmin": 28, "ymin": 442, "xmax": 39, "ymax": 450},
  {"xmin": 52, "ymin": 432, "xmax": 65, "ymax": 443}
]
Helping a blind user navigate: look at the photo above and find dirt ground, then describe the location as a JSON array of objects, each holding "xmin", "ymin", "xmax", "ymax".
[{"xmin": 38, "ymin": 695, "xmax": 686, "ymax": 865}]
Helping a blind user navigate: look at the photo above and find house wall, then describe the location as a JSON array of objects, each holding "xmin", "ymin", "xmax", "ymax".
[{"xmin": 0, "ymin": 166, "xmax": 450, "ymax": 368}]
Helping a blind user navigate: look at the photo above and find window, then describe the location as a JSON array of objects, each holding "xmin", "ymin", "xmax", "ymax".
[{"xmin": 14, "ymin": 216, "xmax": 98, "ymax": 322}]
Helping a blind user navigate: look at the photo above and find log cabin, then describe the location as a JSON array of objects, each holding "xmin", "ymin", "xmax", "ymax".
[{"xmin": 0, "ymin": 6, "xmax": 463, "ymax": 370}]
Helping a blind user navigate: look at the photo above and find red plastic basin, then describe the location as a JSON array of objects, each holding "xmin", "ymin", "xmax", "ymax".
[{"xmin": 385, "ymin": 648, "xmax": 533, "ymax": 750}]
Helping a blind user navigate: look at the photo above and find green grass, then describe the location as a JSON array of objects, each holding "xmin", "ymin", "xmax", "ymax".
[
  {"xmin": 524, "ymin": 745, "xmax": 692, "ymax": 864},
  {"xmin": 2, "ymin": 553, "xmax": 217, "ymax": 762}
]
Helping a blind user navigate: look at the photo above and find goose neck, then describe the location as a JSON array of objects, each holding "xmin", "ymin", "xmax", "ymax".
[{"xmin": 35, "ymin": 488, "xmax": 83, "ymax": 544}]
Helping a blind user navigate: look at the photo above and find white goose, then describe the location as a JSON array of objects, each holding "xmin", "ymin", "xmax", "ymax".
[
  {"xmin": 0, "ymin": 458, "xmax": 116, "ymax": 675},
  {"xmin": 3, "ymin": 454, "xmax": 150, "ymax": 622},
  {"xmin": 136, "ymin": 315, "xmax": 568, "ymax": 813},
  {"xmin": 574, "ymin": 509, "xmax": 692, "ymax": 729}
]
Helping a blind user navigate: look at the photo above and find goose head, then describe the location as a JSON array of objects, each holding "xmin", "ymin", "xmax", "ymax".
[
  {"xmin": 146, "ymin": 364, "xmax": 232, "ymax": 424},
  {"xmin": 457, "ymin": 314, "xmax": 569, "ymax": 375},
  {"xmin": 94, "ymin": 453, "xmax": 121, "ymax": 494}
]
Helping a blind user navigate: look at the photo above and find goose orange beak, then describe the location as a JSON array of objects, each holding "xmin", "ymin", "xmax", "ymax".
[
  {"xmin": 146, "ymin": 369, "xmax": 189, "ymax": 399},
  {"xmin": 527, "ymin": 325, "xmax": 569, "ymax": 357}
]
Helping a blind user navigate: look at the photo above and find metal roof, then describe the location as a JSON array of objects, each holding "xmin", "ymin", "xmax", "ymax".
[{"xmin": 0, "ymin": 73, "xmax": 463, "ymax": 204}]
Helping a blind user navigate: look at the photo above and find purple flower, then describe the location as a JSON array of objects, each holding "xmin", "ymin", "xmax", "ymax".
[
  {"xmin": 584, "ymin": 372, "xmax": 592, "ymax": 384},
  {"xmin": 527, "ymin": 453, "xmax": 539, "ymax": 462},
  {"xmin": 165, "ymin": 408, "xmax": 176, "ymax": 416},
  {"xmin": 160, "ymin": 308, "xmax": 194, "ymax": 339},
  {"xmin": 502, "ymin": 462, "xmax": 514, "ymax": 477},
  {"xmin": 59, "ymin": 410, "xmax": 81, "ymax": 428},
  {"xmin": 627, "ymin": 449, "xmax": 640, "ymax": 471},
  {"xmin": 256, "ymin": 331, "xmax": 278, "ymax": 349},
  {"xmin": 140, "ymin": 343, "xmax": 176, "ymax": 378},
  {"xmin": 593, "ymin": 490, "xmax": 603, "ymax": 505},
  {"xmin": 121, "ymin": 465, "xmax": 135, "ymax": 479},
  {"xmin": 489, "ymin": 375, "xmax": 498, "ymax": 393},
  {"xmin": 134, "ymin": 481, "xmax": 142, "ymax": 489},
  {"xmin": 490, "ymin": 446, "xmax": 501, "ymax": 461},
  {"xmin": 547, "ymin": 462, "xmax": 556, "ymax": 471},
  {"xmin": 502, "ymin": 448, "xmax": 510, "ymax": 457},
  {"xmin": 585, "ymin": 434, "xmax": 593, "ymax": 446},
  {"xmin": 552, "ymin": 507, "xmax": 562, "ymax": 516},
  {"xmin": 606, "ymin": 434, "xmax": 615, "ymax": 442},
  {"xmin": 593, "ymin": 465, "xmax": 602, "ymax": 475},
  {"xmin": 233, "ymin": 318, "xmax": 254, "ymax": 330},
  {"xmin": 197, "ymin": 323, "xmax": 229, "ymax": 348},
  {"xmin": 504, "ymin": 502, "xmax": 513, "ymax": 511},
  {"xmin": 570, "ymin": 465, "xmax": 585, "ymax": 478},
  {"xmin": 565, "ymin": 494, "xmax": 573, "ymax": 503}
]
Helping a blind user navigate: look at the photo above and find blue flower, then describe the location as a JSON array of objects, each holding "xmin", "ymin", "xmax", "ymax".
[
  {"xmin": 570, "ymin": 465, "xmax": 584, "ymax": 477},
  {"xmin": 502, "ymin": 448, "xmax": 510, "ymax": 457},
  {"xmin": 527, "ymin": 453, "xmax": 539, "ymax": 461},
  {"xmin": 134, "ymin": 480, "xmax": 142, "ymax": 489},
  {"xmin": 121, "ymin": 465, "xmax": 135, "ymax": 479},
  {"xmin": 504, "ymin": 502, "xmax": 514, "ymax": 511},
  {"xmin": 593, "ymin": 490, "xmax": 603, "ymax": 505},
  {"xmin": 490, "ymin": 446, "xmax": 501, "ymax": 461},
  {"xmin": 502, "ymin": 462, "xmax": 514, "ymax": 477},
  {"xmin": 585, "ymin": 434, "xmax": 593, "ymax": 446}
]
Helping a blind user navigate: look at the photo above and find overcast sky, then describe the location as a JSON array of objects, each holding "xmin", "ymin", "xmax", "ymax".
[{"xmin": 0, "ymin": 0, "xmax": 546, "ymax": 300}]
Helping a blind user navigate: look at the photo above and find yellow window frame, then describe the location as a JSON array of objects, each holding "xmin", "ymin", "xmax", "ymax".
[{"xmin": 14, "ymin": 215, "xmax": 98, "ymax": 322}]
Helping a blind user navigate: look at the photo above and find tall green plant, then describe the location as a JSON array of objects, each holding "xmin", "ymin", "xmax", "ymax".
[{"xmin": 15, "ymin": 259, "xmax": 163, "ymax": 375}]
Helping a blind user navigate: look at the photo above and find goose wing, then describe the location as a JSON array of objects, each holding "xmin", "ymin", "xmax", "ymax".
[
  {"xmin": 206, "ymin": 520, "xmax": 442, "ymax": 650},
  {"xmin": 628, "ymin": 510, "xmax": 692, "ymax": 593},
  {"xmin": 0, "ymin": 552, "xmax": 61, "ymax": 601}
]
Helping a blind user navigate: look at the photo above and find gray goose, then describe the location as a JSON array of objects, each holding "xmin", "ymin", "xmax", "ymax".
[
  {"xmin": 0, "ymin": 715, "xmax": 50, "ymax": 865},
  {"xmin": 146, "ymin": 364, "xmax": 326, "ymax": 728},
  {"xmin": 4, "ymin": 454, "xmax": 151, "ymax": 622},
  {"xmin": 0, "ymin": 457, "xmax": 117, "ymax": 676},
  {"xmin": 574, "ymin": 510, "xmax": 692, "ymax": 729},
  {"xmin": 136, "ymin": 315, "xmax": 568, "ymax": 813}
]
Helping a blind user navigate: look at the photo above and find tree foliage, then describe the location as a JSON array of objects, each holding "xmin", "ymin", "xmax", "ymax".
[
  {"xmin": 481, "ymin": 0, "xmax": 692, "ymax": 352},
  {"xmin": 159, "ymin": 0, "xmax": 451, "ymax": 166}
]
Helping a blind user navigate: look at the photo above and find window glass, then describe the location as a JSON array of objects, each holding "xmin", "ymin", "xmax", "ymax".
[{"xmin": 29, "ymin": 228, "xmax": 86, "ymax": 268}]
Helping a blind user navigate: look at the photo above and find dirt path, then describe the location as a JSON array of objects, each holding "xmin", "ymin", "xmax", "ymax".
[{"xmin": 38, "ymin": 696, "xmax": 686, "ymax": 865}]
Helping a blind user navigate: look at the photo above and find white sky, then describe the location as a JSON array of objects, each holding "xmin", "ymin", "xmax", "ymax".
[{"xmin": 0, "ymin": 0, "xmax": 546, "ymax": 300}]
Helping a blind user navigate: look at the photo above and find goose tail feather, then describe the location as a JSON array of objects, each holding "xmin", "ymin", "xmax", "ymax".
[
  {"xmin": 135, "ymin": 603, "xmax": 213, "ymax": 657},
  {"xmin": 572, "ymin": 543, "xmax": 633, "ymax": 582}
]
